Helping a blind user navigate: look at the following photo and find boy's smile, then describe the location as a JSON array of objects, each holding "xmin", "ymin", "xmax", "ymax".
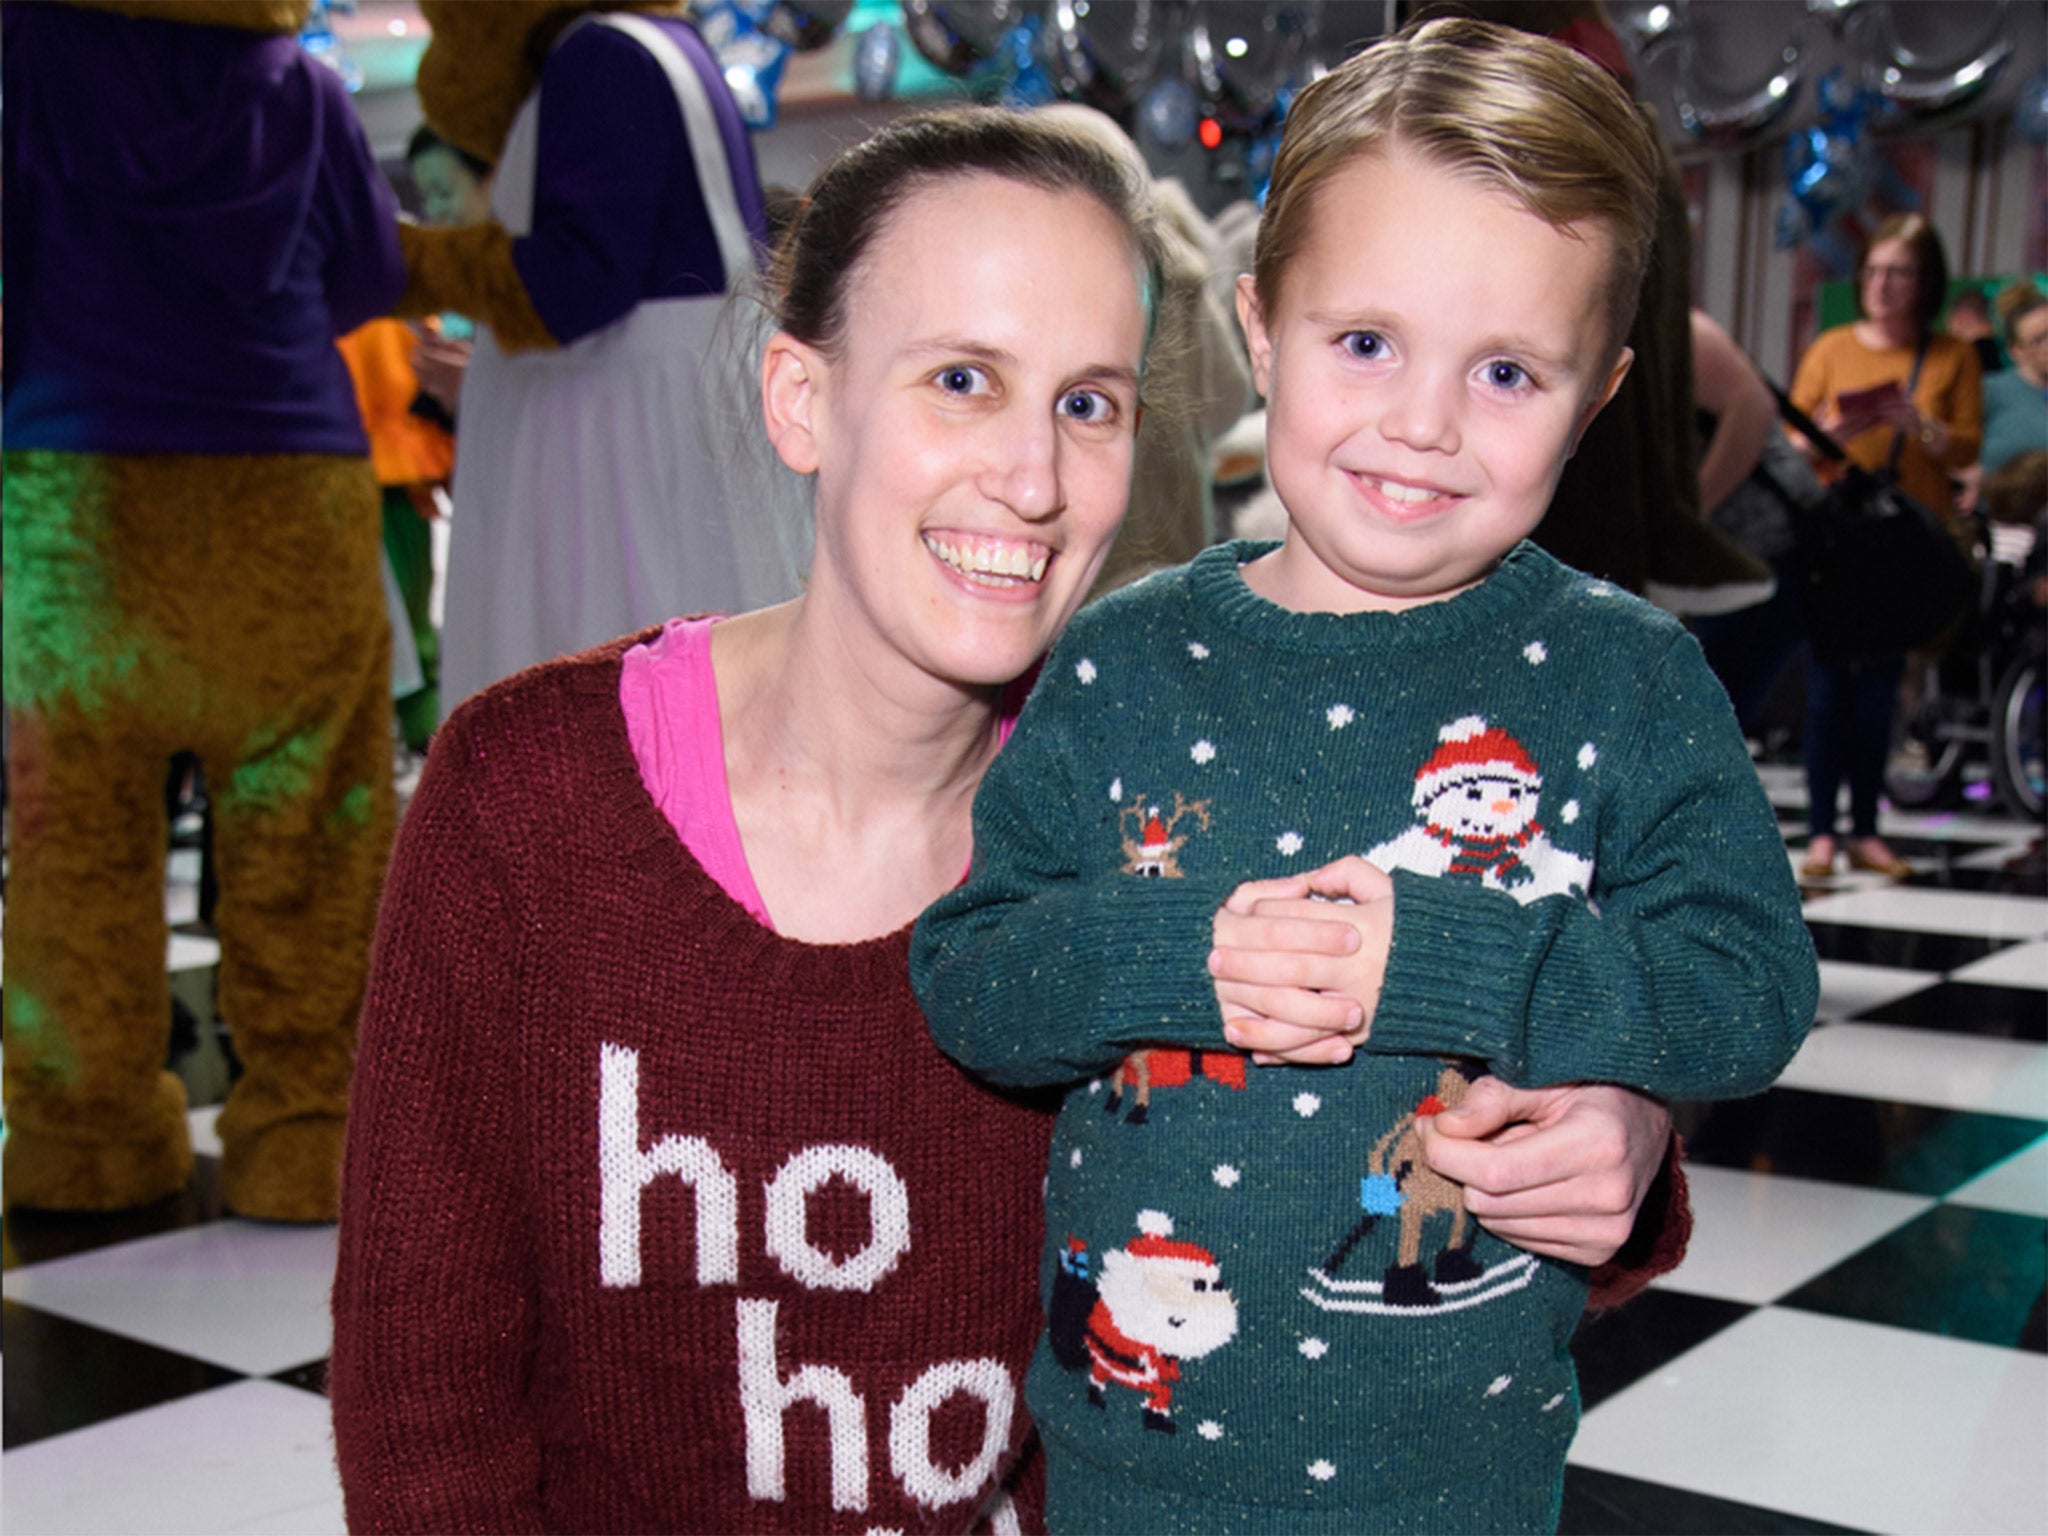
[{"xmin": 1235, "ymin": 144, "xmax": 1634, "ymax": 615}]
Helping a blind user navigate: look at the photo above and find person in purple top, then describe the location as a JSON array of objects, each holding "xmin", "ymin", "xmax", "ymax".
[
  {"xmin": 392, "ymin": 1, "xmax": 798, "ymax": 709},
  {"xmin": 2, "ymin": 0, "xmax": 407, "ymax": 1220}
]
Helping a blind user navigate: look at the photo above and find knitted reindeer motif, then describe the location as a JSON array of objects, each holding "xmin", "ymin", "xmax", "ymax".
[{"xmin": 1118, "ymin": 792, "xmax": 1211, "ymax": 878}]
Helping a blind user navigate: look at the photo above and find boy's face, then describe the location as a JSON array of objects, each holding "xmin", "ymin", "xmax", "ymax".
[{"xmin": 1237, "ymin": 146, "xmax": 1632, "ymax": 614}]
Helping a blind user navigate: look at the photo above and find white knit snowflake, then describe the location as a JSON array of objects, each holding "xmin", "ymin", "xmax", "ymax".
[
  {"xmin": 1108, "ymin": 777, "xmax": 1123, "ymax": 802},
  {"xmin": 1487, "ymin": 1376, "xmax": 1513, "ymax": 1396},
  {"xmin": 1197, "ymin": 1421, "xmax": 1225, "ymax": 1441},
  {"xmin": 1070, "ymin": 1148, "xmax": 1083, "ymax": 1168},
  {"xmin": 1075, "ymin": 657, "xmax": 1097, "ymax": 684},
  {"xmin": 1299, "ymin": 1337, "xmax": 1329, "ymax": 1359},
  {"xmin": 1561, "ymin": 800, "xmax": 1581, "ymax": 824},
  {"xmin": 1327, "ymin": 703, "xmax": 1355, "ymax": 729},
  {"xmin": 1191, "ymin": 739, "xmax": 1217, "ymax": 764},
  {"xmin": 1308, "ymin": 1461, "xmax": 1337, "ymax": 1482},
  {"xmin": 1293, "ymin": 1093, "xmax": 1322, "ymax": 1117},
  {"xmin": 1588, "ymin": 582, "xmax": 1616, "ymax": 597},
  {"xmin": 1543, "ymin": 1394, "xmax": 1567, "ymax": 1412},
  {"xmin": 1276, "ymin": 831, "xmax": 1304, "ymax": 856},
  {"xmin": 1213, "ymin": 1164, "xmax": 1240, "ymax": 1188},
  {"xmin": 1578, "ymin": 742, "xmax": 1598, "ymax": 769},
  {"xmin": 1524, "ymin": 641, "xmax": 1548, "ymax": 664},
  {"xmin": 1188, "ymin": 641, "xmax": 1210, "ymax": 659}
]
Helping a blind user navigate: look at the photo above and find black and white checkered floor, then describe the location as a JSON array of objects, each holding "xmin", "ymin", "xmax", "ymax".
[{"xmin": 3, "ymin": 763, "xmax": 2044, "ymax": 1535}]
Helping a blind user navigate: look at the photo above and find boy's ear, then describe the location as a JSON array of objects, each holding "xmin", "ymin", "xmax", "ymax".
[
  {"xmin": 1235, "ymin": 274, "xmax": 1275, "ymax": 398},
  {"xmin": 761, "ymin": 331, "xmax": 822, "ymax": 475},
  {"xmin": 1570, "ymin": 345, "xmax": 1635, "ymax": 456}
]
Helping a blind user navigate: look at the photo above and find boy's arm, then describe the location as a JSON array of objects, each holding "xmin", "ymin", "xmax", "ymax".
[
  {"xmin": 911, "ymin": 694, "xmax": 1236, "ymax": 1089},
  {"xmin": 1365, "ymin": 633, "xmax": 1818, "ymax": 1100}
]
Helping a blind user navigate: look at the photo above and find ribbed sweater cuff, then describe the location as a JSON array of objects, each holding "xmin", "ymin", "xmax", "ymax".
[{"xmin": 1366, "ymin": 869, "xmax": 1526, "ymax": 1075}]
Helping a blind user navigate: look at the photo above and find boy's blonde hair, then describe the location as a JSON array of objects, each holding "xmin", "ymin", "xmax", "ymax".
[{"xmin": 1253, "ymin": 16, "xmax": 1660, "ymax": 367}]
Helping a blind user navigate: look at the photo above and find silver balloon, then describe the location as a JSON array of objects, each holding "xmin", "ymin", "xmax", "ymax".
[
  {"xmin": 1637, "ymin": 0, "xmax": 1804, "ymax": 143},
  {"xmin": 1859, "ymin": 0, "xmax": 2014, "ymax": 124},
  {"xmin": 760, "ymin": 1, "xmax": 855, "ymax": 53},
  {"xmin": 1047, "ymin": 0, "xmax": 1170, "ymax": 116},
  {"xmin": 901, "ymin": 0, "xmax": 1032, "ymax": 77},
  {"xmin": 1187, "ymin": 0, "xmax": 1324, "ymax": 126},
  {"xmin": 854, "ymin": 20, "xmax": 901, "ymax": 101}
]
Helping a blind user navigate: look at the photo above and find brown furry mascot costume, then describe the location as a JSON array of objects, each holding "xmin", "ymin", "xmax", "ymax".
[
  {"xmin": 391, "ymin": 1, "xmax": 779, "ymax": 709},
  {"xmin": 2, "ymin": 0, "xmax": 405, "ymax": 1219}
]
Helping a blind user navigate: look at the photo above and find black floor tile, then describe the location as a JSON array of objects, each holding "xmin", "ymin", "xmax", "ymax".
[
  {"xmin": 1803, "ymin": 922, "xmax": 2017, "ymax": 973},
  {"xmin": 1853, "ymin": 980, "xmax": 2048, "ymax": 1041},
  {"xmin": 1571, "ymin": 1289, "xmax": 1756, "ymax": 1411},
  {"xmin": 1560, "ymin": 1466, "xmax": 1871, "ymax": 1534},
  {"xmin": 269, "ymin": 1357, "xmax": 330, "ymax": 1397},
  {"xmin": 1905, "ymin": 861, "xmax": 2048, "ymax": 897},
  {"xmin": 2, "ymin": 1160, "xmax": 224, "ymax": 1271},
  {"xmin": 2, "ymin": 1301, "xmax": 243, "ymax": 1449},
  {"xmin": 1778, "ymin": 1204, "xmax": 2048, "ymax": 1352},
  {"xmin": 1681, "ymin": 1088, "xmax": 2048, "ymax": 1196}
]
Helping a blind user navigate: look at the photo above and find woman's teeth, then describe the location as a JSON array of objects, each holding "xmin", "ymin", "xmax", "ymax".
[{"xmin": 925, "ymin": 536, "xmax": 1049, "ymax": 584}]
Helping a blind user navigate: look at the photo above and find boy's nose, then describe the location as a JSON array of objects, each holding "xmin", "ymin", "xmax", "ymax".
[{"xmin": 1378, "ymin": 376, "xmax": 1461, "ymax": 455}]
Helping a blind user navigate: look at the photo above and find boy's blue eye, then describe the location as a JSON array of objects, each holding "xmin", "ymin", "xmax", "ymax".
[
  {"xmin": 1341, "ymin": 331, "xmax": 1385, "ymax": 360},
  {"xmin": 1486, "ymin": 360, "xmax": 1530, "ymax": 390}
]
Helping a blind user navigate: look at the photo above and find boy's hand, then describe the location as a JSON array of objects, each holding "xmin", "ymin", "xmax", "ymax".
[{"xmin": 1209, "ymin": 858, "xmax": 1394, "ymax": 1065}]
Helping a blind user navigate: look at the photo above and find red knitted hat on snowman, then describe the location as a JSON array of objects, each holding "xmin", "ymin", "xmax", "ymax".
[
  {"xmin": 1126, "ymin": 1210, "xmax": 1216, "ymax": 1272},
  {"xmin": 1412, "ymin": 716, "xmax": 1541, "ymax": 806}
]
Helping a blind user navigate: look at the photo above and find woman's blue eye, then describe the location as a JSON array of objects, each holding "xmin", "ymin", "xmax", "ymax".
[
  {"xmin": 938, "ymin": 366, "xmax": 986, "ymax": 395},
  {"xmin": 1342, "ymin": 332, "xmax": 1385, "ymax": 360},
  {"xmin": 1486, "ymin": 360, "xmax": 1530, "ymax": 390},
  {"xmin": 1061, "ymin": 388, "xmax": 1113, "ymax": 423}
]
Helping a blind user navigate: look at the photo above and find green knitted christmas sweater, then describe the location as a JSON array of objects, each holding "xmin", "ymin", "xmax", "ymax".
[{"xmin": 911, "ymin": 540, "xmax": 1817, "ymax": 1534}]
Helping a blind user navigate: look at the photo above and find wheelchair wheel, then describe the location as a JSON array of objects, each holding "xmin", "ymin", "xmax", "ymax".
[
  {"xmin": 1885, "ymin": 697, "xmax": 1966, "ymax": 808},
  {"xmin": 1990, "ymin": 650, "xmax": 2045, "ymax": 821}
]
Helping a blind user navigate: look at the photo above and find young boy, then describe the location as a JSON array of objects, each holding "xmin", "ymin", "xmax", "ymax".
[{"xmin": 911, "ymin": 18, "xmax": 1818, "ymax": 1534}]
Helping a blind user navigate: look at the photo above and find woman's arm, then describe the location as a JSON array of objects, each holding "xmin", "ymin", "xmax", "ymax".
[
  {"xmin": 330, "ymin": 719, "xmax": 546, "ymax": 1534},
  {"xmin": 1691, "ymin": 308, "xmax": 1777, "ymax": 514}
]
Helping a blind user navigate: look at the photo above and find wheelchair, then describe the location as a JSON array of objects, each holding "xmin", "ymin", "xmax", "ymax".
[{"xmin": 1885, "ymin": 512, "xmax": 2046, "ymax": 820}]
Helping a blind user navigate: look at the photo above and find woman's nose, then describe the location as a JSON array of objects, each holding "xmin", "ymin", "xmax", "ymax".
[{"xmin": 982, "ymin": 414, "xmax": 1065, "ymax": 521}]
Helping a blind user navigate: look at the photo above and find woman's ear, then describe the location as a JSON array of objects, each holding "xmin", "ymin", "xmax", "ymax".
[
  {"xmin": 761, "ymin": 332, "xmax": 821, "ymax": 475},
  {"xmin": 1235, "ymin": 274, "xmax": 1274, "ymax": 399}
]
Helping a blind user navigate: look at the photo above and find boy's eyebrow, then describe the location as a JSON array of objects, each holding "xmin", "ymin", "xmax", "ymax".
[{"xmin": 904, "ymin": 337, "xmax": 1142, "ymax": 390}]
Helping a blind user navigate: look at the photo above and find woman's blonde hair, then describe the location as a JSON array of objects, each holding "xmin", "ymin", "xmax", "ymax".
[{"xmin": 1253, "ymin": 15, "xmax": 1660, "ymax": 364}]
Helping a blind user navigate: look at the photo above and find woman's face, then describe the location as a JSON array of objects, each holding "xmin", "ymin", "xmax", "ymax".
[
  {"xmin": 411, "ymin": 146, "xmax": 492, "ymax": 227},
  {"xmin": 2009, "ymin": 305, "xmax": 2048, "ymax": 385},
  {"xmin": 1861, "ymin": 238, "xmax": 1921, "ymax": 330},
  {"xmin": 767, "ymin": 173, "xmax": 1148, "ymax": 694}
]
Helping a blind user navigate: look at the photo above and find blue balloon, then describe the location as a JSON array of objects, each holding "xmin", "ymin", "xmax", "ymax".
[
  {"xmin": 854, "ymin": 21, "xmax": 900, "ymax": 102},
  {"xmin": 1140, "ymin": 76, "xmax": 1199, "ymax": 152}
]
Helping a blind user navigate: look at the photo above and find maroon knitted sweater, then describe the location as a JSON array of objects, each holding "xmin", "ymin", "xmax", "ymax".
[
  {"xmin": 329, "ymin": 637, "xmax": 1688, "ymax": 1534},
  {"xmin": 330, "ymin": 638, "xmax": 1058, "ymax": 1534}
]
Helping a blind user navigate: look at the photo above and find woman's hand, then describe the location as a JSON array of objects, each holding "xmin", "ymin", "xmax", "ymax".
[{"xmin": 1415, "ymin": 1079, "xmax": 1672, "ymax": 1267}]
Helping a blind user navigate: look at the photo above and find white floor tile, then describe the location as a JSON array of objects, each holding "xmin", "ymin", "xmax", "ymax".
[
  {"xmin": 1814, "ymin": 959, "xmax": 1942, "ymax": 1021},
  {"xmin": 168, "ymin": 931, "xmax": 221, "ymax": 974},
  {"xmin": 189, "ymin": 1103, "xmax": 224, "ymax": 1159},
  {"xmin": 167, "ymin": 847, "xmax": 204, "ymax": 887},
  {"xmin": 1570, "ymin": 1309, "xmax": 2048, "ymax": 1535},
  {"xmin": 0, "ymin": 1381, "xmax": 344, "ymax": 1536},
  {"xmin": 1950, "ymin": 939, "xmax": 2048, "ymax": 990},
  {"xmin": 166, "ymin": 882, "xmax": 201, "ymax": 926},
  {"xmin": 1800, "ymin": 886, "xmax": 2048, "ymax": 942},
  {"xmin": 2, "ymin": 1222, "xmax": 336, "ymax": 1376},
  {"xmin": 1947, "ymin": 1133, "xmax": 2048, "ymax": 1218},
  {"xmin": 1774, "ymin": 1022, "xmax": 2048, "ymax": 1118},
  {"xmin": 1653, "ymin": 1165, "xmax": 1932, "ymax": 1305}
]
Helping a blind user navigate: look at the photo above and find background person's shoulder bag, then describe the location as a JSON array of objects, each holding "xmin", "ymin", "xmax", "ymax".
[{"xmin": 1767, "ymin": 355, "xmax": 1976, "ymax": 668}]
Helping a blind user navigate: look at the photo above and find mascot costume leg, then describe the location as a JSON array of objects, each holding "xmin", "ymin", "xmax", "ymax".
[{"xmin": 3, "ymin": 1, "xmax": 405, "ymax": 1219}]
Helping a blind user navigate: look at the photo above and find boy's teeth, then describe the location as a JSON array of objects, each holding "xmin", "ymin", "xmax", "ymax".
[
  {"xmin": 1374, "ymin": 478, "xmax": 1436, "ymax": 504},
  {"xmin": 926, "ymin": 536, "xmax": 1049, "ymax": 583}
]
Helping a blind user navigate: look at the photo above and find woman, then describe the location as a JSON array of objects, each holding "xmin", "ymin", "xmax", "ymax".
[
  {"xmin": 329, "ymin": 108, "xmax": 1686, "ymax": 1535},
  {"xmin": 1980, "ymin": 282, "xmax": 2048, "ymax": 477},
  {"xmin": 1790, "ymin": 214, "xmax": 1982, "ymax": 879}
]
